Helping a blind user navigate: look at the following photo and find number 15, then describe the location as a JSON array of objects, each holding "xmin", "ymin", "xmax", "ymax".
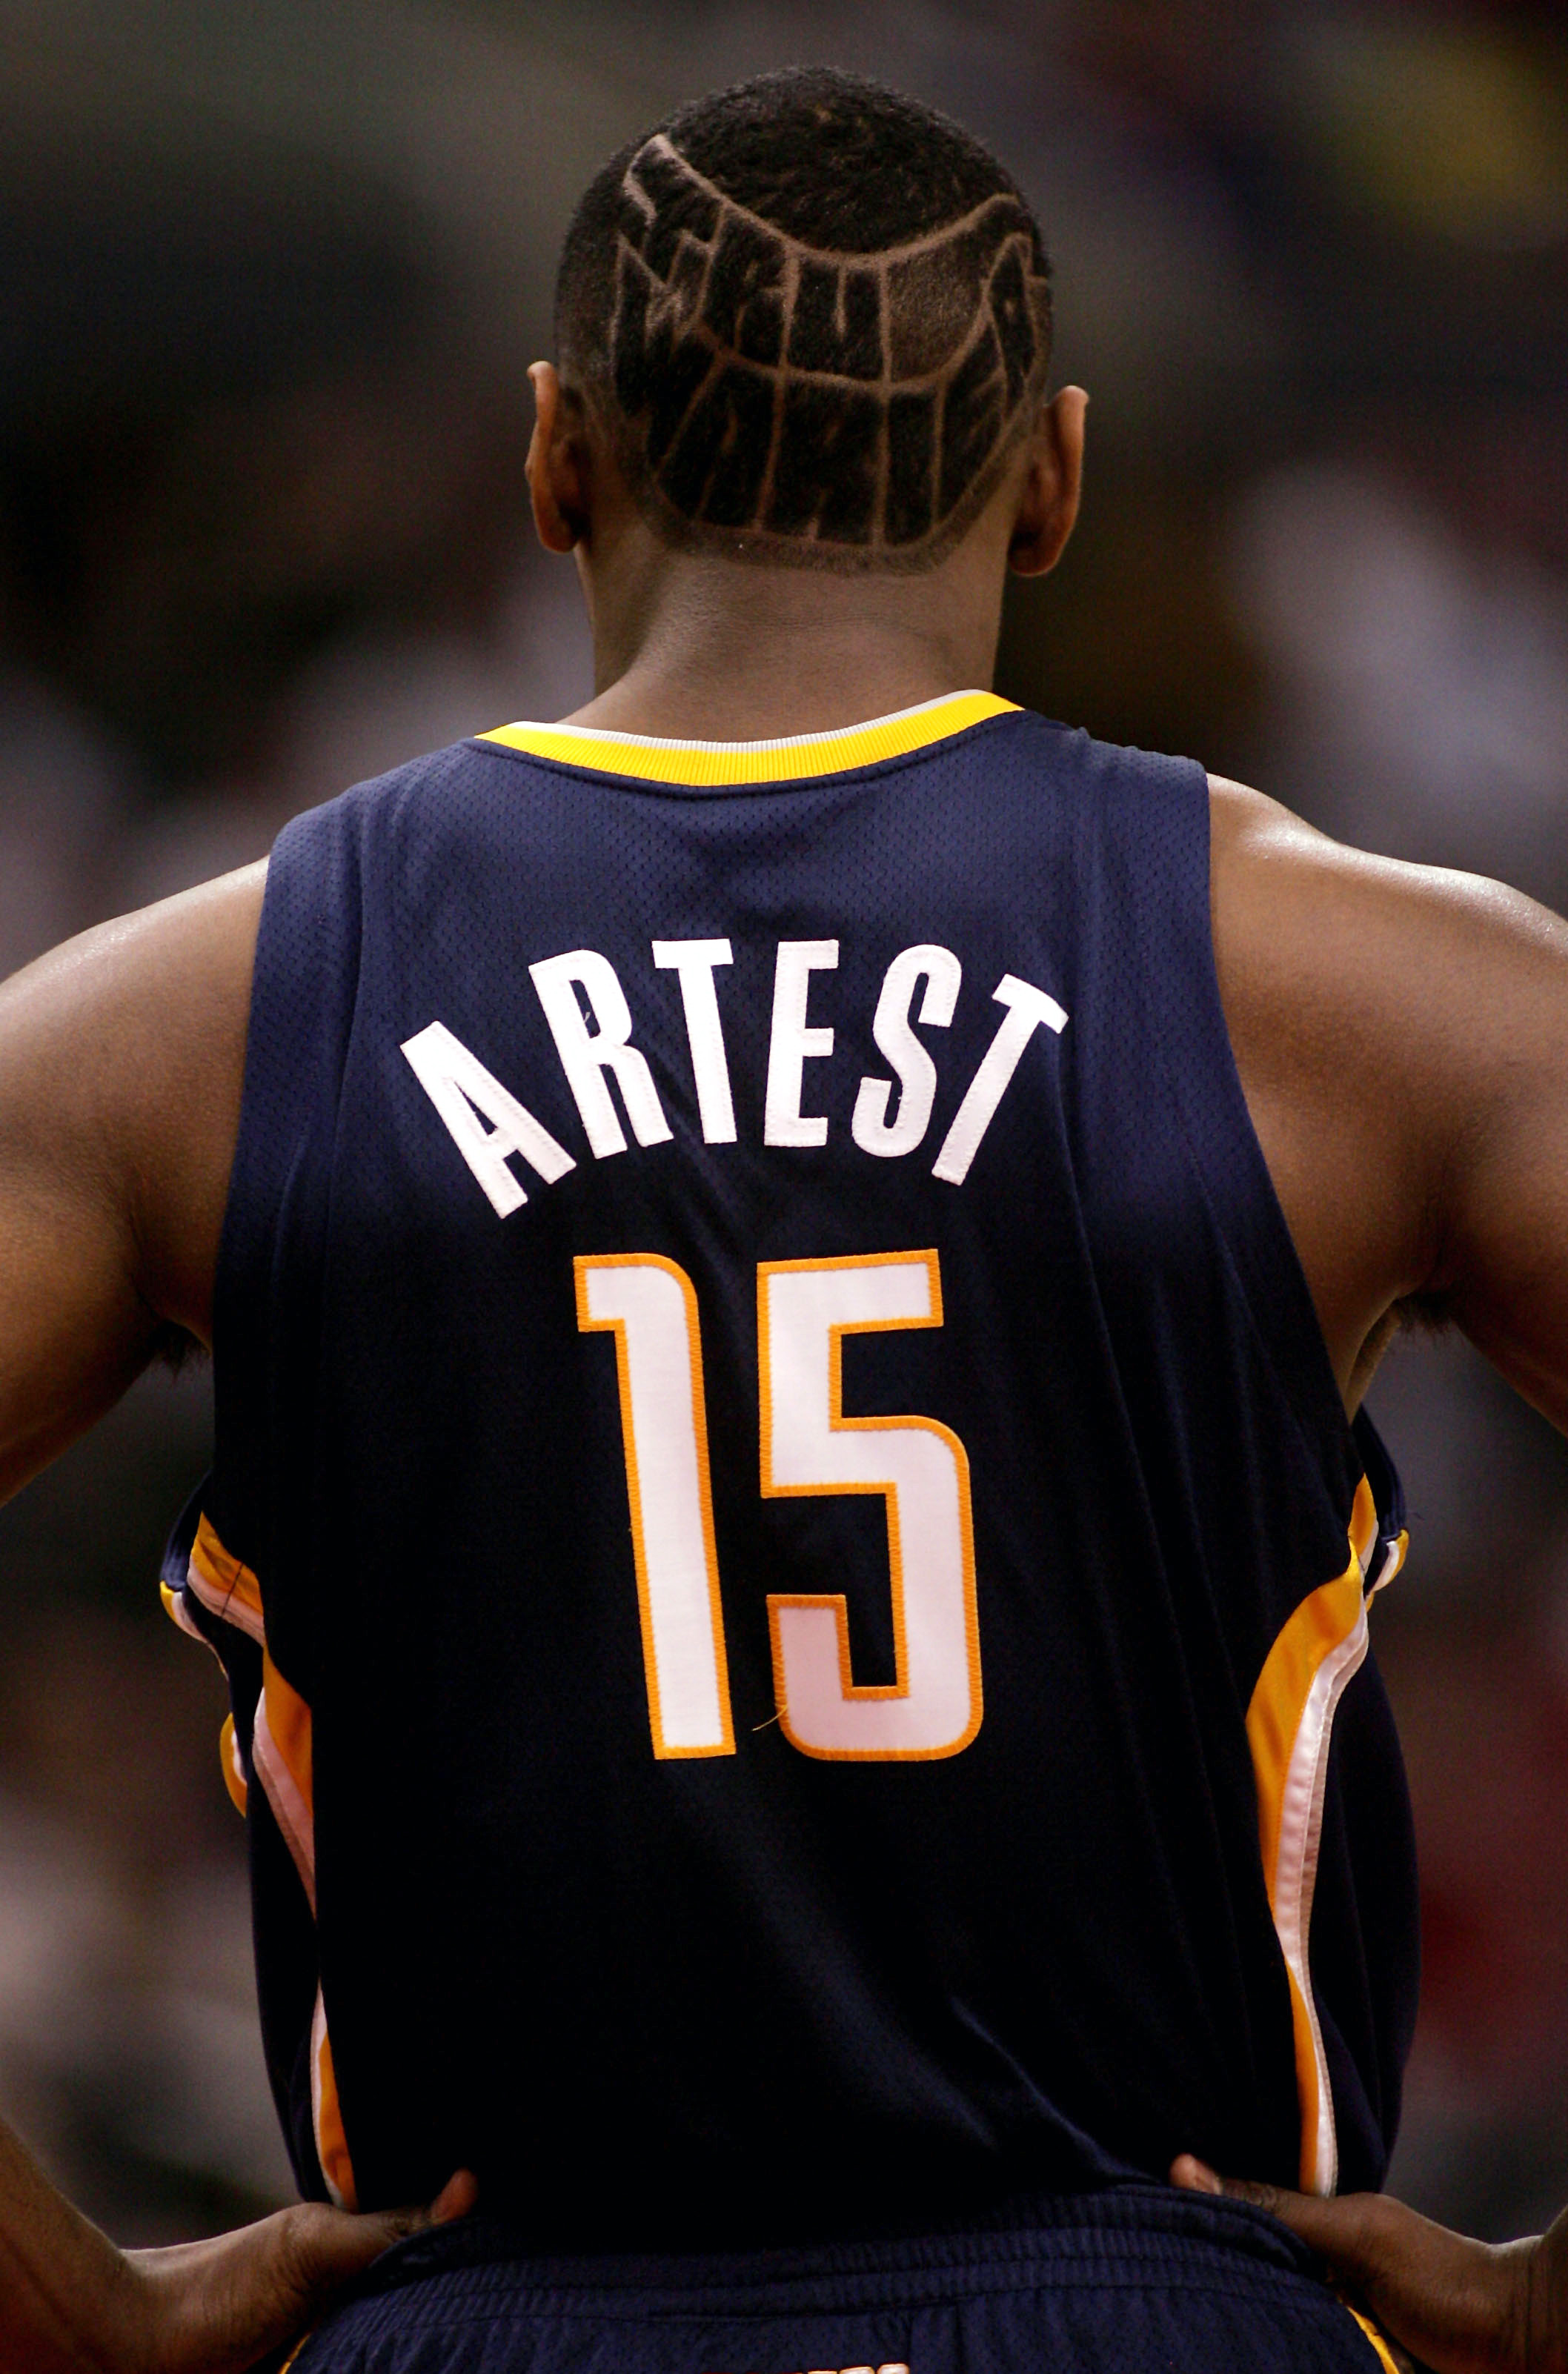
[{"xmin": 576, "ymin": 1251, "xmax": 981, "ymax": 1764}]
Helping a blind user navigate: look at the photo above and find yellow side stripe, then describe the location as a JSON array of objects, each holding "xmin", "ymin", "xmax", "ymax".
[
  {"xmin": 478, "ymin": 691, "xmax": 1017, "ymax": 786},
  {"xmin": 1348, "ymin": 1475, "xmax": 1378, "ymax": 1576},
  {"xmin": 1247, "ymin": 1474, "xmax": 1378, "ymax": 2194},
  {"xmin": 188, "ymin": 1514, "xmax": 266, "ymax": 1643},
  {"xmin": 1343, "ymin": 2298, "xmax": 1401, "ymax": 2373},
  {"xmin": 1251, "ymin": 1482, "xmax": 1374, "ymax": 1895},
  {"xmin": 311, "ymin": 1985, "xmax": 358, "ymax": 2210},
  {"xmin": 219, "ymin": 1713, "xmax": 249, "ymax": 1817},
  {"xmin": 163, "ymin": 1512, "xmax": 359, "ymax": 2218}
]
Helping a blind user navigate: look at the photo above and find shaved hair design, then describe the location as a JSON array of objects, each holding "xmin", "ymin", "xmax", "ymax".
[{"xmin": 556, "ymin": 73, "xmax": 1054, "ymax": 571}]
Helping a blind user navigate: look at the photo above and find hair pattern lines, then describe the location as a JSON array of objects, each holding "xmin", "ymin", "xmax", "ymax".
[{"xmin": 608, "ymin": 135, "xmax": 1052, "ymax": 565}]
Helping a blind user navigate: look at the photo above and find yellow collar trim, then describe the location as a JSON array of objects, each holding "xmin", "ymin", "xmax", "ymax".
[{"xmin": 476, "ymin": 691, "xmax": 1017, "ymax": 787}]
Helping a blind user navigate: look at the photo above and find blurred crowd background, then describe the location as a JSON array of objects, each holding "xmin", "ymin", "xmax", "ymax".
[{"xmin": 1, "ymin": 0, "xmax": 1566, "ymax": 2250}]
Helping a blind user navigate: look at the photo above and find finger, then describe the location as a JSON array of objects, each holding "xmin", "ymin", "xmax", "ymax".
[
  {"xmin": 1169, "ymin": 2157, "xmax": 1397, "ymax": 2280},
  {"xmin": 285, "ymin": 2167, "xmax": 479, "ymax": 2280},
  {"xmin": 1169, "ymin": 2155, "xmax": 1301, "ymax": 2226},
  {"xmin": 1215, "ymin": 2182, "xmax": 1394, "ymax": 2278},
  {"xmin": 428, "ymin": 2169, "xmax": 480, "ymax": 2227}
]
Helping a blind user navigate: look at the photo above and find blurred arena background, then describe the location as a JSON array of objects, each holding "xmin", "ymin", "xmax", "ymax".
[{"xmin": 1, "ymin": 0, "xmax": 1566, "ymax": 2250}]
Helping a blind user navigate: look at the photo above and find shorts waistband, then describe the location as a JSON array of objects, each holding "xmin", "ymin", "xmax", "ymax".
[{"xmin": 365, "ymin": 2184, "xmax": 1322, "ymax": 2317}]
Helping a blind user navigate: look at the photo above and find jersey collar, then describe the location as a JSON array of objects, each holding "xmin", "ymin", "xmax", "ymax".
[{"xmin": 475, "ymin": 690, "xmax": 1017, "ymax": 788}]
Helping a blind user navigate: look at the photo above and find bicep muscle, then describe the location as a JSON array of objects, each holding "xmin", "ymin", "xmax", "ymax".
[{"xmin": 0, "ymin": 865, "xmax": 263, "ymax": 1502}]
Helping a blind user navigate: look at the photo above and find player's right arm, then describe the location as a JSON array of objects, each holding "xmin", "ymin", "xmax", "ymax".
[
  {"xmin": 0, "ymin": 877, "xmax": 483, "ymax": 2352},
  {"xmin": 0, "ymin": 2104, "xmax": 474, "ymax": 2374},
  {"xmin": 0, "ymin": 863, "xmax": 264, "ymax": 1502}
]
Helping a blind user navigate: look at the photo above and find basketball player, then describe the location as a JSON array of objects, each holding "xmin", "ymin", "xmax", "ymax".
[{"xmin": 4, "ymin": 64, "xmax": 1568, "ymax": 2373}]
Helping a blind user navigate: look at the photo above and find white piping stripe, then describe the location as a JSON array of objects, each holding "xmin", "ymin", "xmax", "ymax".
[
  {"xmin": 166, "ymin": 1589, "xmax": 207, "ymax": 1646},
  {"xmin": 309, "ymin": 1986, "xmax": 348, "ymax": 2210},
  {"xmin": 1366, "ymin": 1533, "xmax": 1406, "ymax": 1598},
  {"xmin": 252, "ymin": 1695, "xmax": 316, "ymax": 1917}
]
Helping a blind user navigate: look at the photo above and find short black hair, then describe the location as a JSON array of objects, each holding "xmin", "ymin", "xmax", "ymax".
[{"xmin": 555, "ymin": 70, "xmax": 1053, "ymax": 571}]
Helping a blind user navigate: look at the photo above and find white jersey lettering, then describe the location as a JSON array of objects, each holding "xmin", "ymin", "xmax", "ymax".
[
  {"xmin": 652, "ymin": 939, "xmax": 737, "ymax": 1144},
  {"xmin": 764, "ymin": 940, "xmax": 838, "ymax": 1148},
  {"xmin": 931, "ymin": 974, "xmax": 1068, "ymax": 1185},
  {"xmin": 852, "ymin": 944, "xmax": 961, "ymax": 1159},
  {"xmin": 530, "ymin": 949, "xmax": 674, "ymax": 1158},
  {"xmin": 401, "ymin": 1020, "xmax": 575, "ymax": 1216}
]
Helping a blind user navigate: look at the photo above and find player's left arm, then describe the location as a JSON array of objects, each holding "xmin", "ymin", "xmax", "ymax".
[
  {"xmin": 1210, "ymin": 777, "xmax": 1568, "ymax": 1420},
  {"xmin": 1172, "ymin": 2155, "xmax": 1554, "ymax": 2374},
  {"xmin": 1207, "ymin": 790, "xmax": 1568, "ymax": 2367},
  {"xmin": 1410, "ymin": 889, "xmax": 1568, "ymax": 1431}
]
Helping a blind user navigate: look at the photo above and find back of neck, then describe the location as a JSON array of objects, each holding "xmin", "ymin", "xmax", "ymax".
[{"xmin": 565, "ymin": 544, "xmax": 1005, "ymax": 742}]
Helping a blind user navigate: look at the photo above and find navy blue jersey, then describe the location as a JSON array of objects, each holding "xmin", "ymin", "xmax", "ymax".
[{"xmin": 162, "ymin": 693, "xmax": 1418, "ymax": 2247}]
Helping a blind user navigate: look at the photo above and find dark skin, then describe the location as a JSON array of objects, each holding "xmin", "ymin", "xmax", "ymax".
[
  {"xmin": 1170, "ymin": 2155, "xmax": 1568, "ymax": 2374},
  {"xmin": 2, "ymin": 362, "xmax": 1567, "ymax": 2365},
  {"xmin": 0, "ymin": 2134, "xmax": 474, "ymax": 2373}
]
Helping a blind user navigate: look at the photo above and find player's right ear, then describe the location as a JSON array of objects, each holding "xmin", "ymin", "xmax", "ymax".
[{"xmin": 526, "ymin": 362, "xmax": 590, "ymax": 555}]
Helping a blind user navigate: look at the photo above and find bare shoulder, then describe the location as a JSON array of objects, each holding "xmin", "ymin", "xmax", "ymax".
[
  {"xmin": 1207, "ymin": 773, "xmax": 1568, "ymax": 1091},
  {"xmin": 1209, "ymin": 772, "xmax": 1567, "ymax": 946},
  {"xmin": 0, "ymin": 862, "xmax": 267, "ymax": 1345},
  {"xmin": 1206, "ymin": 777, "xmax": 1568, "ymax": 1406}
]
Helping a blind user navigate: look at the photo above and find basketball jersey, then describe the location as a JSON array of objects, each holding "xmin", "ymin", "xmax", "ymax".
[{"xmin": 161, "ymin": 692, "xmax": 1418, "ymax": 2247}]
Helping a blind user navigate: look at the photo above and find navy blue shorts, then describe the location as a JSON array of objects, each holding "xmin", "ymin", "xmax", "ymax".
[{"xmin": 286, "ymin": 2190, "xmax": 1397, "ymax": 2373}]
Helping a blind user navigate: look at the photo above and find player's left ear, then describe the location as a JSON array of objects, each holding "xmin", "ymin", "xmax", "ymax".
[
  {"xmin": 526, "ymin": 362, "xmax": 591, "ymax": 555},
  {"xmin": 1007, "ymin": 385, "xmax": 1087, "ymax": 578}
]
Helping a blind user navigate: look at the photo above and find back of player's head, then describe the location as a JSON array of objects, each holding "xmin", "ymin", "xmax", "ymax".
[{"xmin": 556, "ymin": 70, "xmax": 1053, "ymax": 572}]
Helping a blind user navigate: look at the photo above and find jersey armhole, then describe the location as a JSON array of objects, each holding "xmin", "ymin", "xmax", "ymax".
[
  {"xmin": 1126, "ymin": 754, "xmax": 1366, "ymax": 1515},
  {"xmin": 210, "ymin": 795, "xmax": 368, "ymax": 1586}
]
